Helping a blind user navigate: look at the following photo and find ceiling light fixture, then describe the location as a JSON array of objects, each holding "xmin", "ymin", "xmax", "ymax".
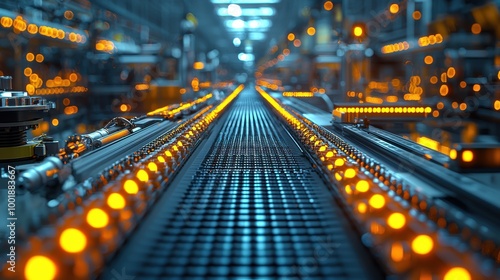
[
  {"xmin": 233, "ymin": 38, "xmax": 241, "ymax": 46},
  {"xmin": 217, "ymin": 7, "xmax": 276, "ymax": 17},
  {"xmin": 227, "ymin": 4, "xmax": 242, "ymax": 17},
  {"xmin": 212, "ymin": 0, "xmax": 280, "ymax": 4}
]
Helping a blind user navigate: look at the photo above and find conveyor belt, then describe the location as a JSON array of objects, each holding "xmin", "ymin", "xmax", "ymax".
[{"xmin": 101, "ymin": 89, "xmax": 383, "ymax": 279}]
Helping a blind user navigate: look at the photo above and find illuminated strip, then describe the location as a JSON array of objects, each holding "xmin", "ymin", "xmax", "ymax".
[
  {"xmin": 333, "ymin": 104, "xmax": 432, "ymax": 123},
  {"xmin": 282, "ymin": 91, "xmax": 314, "ymax": 97},
  {"xmin": 257, "ymin": 85, "xmax": 481, "ymax": 278},
  {"xmin": 12, "ymin": 85, "xmax": 245, "ymax": 280},
  {"xmin": 381, "ymin": 33, "xmax": 444, "ymax": 54},
  {"xmin": 147, "ymin": 93, "xmax": 214, "ymax": 116}
]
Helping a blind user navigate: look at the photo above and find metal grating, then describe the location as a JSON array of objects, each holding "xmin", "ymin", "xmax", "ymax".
[{"xmin": 102, "ymin": 89, "xmax": 381, "ymax": 279}]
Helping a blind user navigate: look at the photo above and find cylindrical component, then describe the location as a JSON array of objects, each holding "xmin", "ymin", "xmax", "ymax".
[
  {"xmin": 97, "ymin": 129, "xmax": 130, "ymax": 146},
  {"xmin": 18, "ymin": 156, "xmax": 64, "ymax": 192},
  {"xmin": 0, "ymin": 76, "xmax": 13, "ymax": 91},
  {"xmin": 0, "ymin": 130, "xmax": 27, "ymax": 147}
]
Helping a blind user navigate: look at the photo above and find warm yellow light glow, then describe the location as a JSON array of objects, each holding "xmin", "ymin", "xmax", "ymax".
[
  {"xmin": 124, "ymin": 179, "xmax": 139, "ymax": 194},
  {"xmin": 412, "ymin": 11, "xmax": 421, "ymax": 20},
  {"xmin": 450, "ymin": 149, "xmax": 457, "ymax": 160},
  {"xmin": 307, "ymin": 27, "xmax": 316, "ymax": 36},
  {"xmin": 26, "ymin": 52, "xmax": 34, "ymax": 62},
  {"xmin": 157, "ymin": 156, "xmax": 165, "ymax": 163},
  {"xmin": 36, "ymin": 54, "xmax": 44, "ymax": 63},
  {"xmin": 344, "ymin": 168, "xmax": 356, "ymax": 179},
  {"xmin": 369, "ymin": 194, "xmax": 385, "ymax": 209},
  {"xmin": 287, "ymin": 33, "xmax": 295, "ymax": 41},
  {"xmin": 107, "ymin": 193, "xmax": 126, "ymax": 209},
  {"xmin": 148, "ymin": 162, "xmax": 158, "ymax": 172},
  {"xmin": 323, "ymin": 1, "xmax": 333, "ymax": 11},
  {"xmin": 471, "ymin": 23, "xmax": 481, "ymax": 34},
  {"xmin": 51, "ymin": 118, "xmax": 59, "ymax": 126},
  {"xmin": 24, "ymin": 67, "xmax": 32, "ymax": 76},
  {"xmin": 120, "ymin": 104, "xmax": 128, "ymax": 112},
  {"xmin": 357, "ymin": 202, "xmax": 367, "ymax": 213},
  {"xmin": 25, "ymin": 256, "xmax": 57, "ymax": 280},
  {"xmin": 444, "ymin": 267, "xmax": 471, "ymax": 280},
  {"xmin": 353, "ymin": 26, "xmax": 363, "ymax": 37},
  {"xmin": 165, "ymin": 150, "xmax": 173, "ymax": 157},
  {"xmin": 356, "ymin": 180, "xmax": 369, "ymax": 192},
  {"xmin": 136, "ymin": 169, "xmax": 149, "ymax": 182},
  {"xmin": 439, "ymin": 85, "xmax": 449, "ymax": 96},
  {"xmin": 64, "ymin": 10, "xmax": 74, "ymax": 20},
  {"xmin": 459, "ymin": 103, "xmax": 467, "ymax": 111},
  {"xmin": 391, "ymin": 242, "xmax": 404, "ymax": 262},
  {"xmin": 334, "ymin": 158, "xmax": 345, "ymax": 167},
  {"xmin": 462, "ymin": 150, "xmax": 473, "ymax": 162},
  {"xmin": 447, "ymin": 67, "xmax": 456, "ymax": 78},
  {"xmin": 411, "ymin": 235, "xmax": 433, "ymax": 255},
  {"xmin": 472, "ymin": 84, "xmax": 480, "ymax": 92},
  {"xmin": 387, "ymin": 213, "xmax": 406, "ymax": 229},
  {"xmin": 424, "ymin": 55, "xmax": 433, "ymax": 64},
  {"xmin": 86, "ymin": 208, "xmax": 109, "ymax": 228},
  {"xmin": 494, "ymin": 100, "xmax": 500, "ymax": 111},
  {"xmin": 60, "ymin": 228, "xmax": 87, "ymax": 253},
  {"xmin": 389, "ymin": 4, "xmax": 399, "ymax": 14},
  {"xmin": 193, "ymin": 61, "xmax": 204, "ymax": 70}
]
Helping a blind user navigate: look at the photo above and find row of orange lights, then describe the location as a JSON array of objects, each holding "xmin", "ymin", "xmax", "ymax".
[
  {"xmin": 0, "ymin": 16, "xmax": 86, "ymax": 43},
  {"xmin": 13, "ymin": 85, "xmax": 245, "ymax": 280},
  {"xmin": 258, "ymin": 85, "xmax": 474, "ymax": 280}
]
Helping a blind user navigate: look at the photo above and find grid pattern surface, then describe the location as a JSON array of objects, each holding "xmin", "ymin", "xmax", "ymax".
[{"xmin": 102, "ymin": 90, "xmax": 379, "ymax": 279}]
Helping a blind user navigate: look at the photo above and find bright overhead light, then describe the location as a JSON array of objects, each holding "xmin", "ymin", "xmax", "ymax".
[
  {"xmin": 217, "ymin": 7, "xmax": 276, "ymax": 17},
  {"xmin": 212, "ymin": 0, "xmax": 280, "ymax": 4},
  {"xmin": 228, "ymin": 19, "xmax": 245, "ymax": 29},
  {"xmin": 233, "ymin": 38, "xmax": 241, "ymax": 46},
  {"xmin": 249, "ymin": 32, "xmax": 266, "ymax": 40},
  {"xmin": 238, "ymin": 52, "xmax": 255, "ymax": 61},
  {"xmin": 224, "ymin": 19, "xmax": 272, "ymax": 30},
  {"xmin": 227, "ymin": 4, "xmax": 242, "ymax": 17}
]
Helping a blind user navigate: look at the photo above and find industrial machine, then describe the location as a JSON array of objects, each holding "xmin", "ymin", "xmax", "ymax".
[{"xmin": 1, "ymin": 0, "xmax": 500, "ymax": 279}]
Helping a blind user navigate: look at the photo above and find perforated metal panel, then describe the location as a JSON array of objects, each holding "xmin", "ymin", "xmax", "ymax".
[{"xmin": 102, "ymin": 89, "xmax": 382, "ymax": 280}]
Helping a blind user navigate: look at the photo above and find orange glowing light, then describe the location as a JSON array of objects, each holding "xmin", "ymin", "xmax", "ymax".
[
  {"xmin": 123, "ymin": 179, "xmax": 139, "ymax": 194},
  {"xmin": 369, "ymin": 194, "xmax": 385, "ymax": 209},
  {"xmin": 387, "ymin": 213, "xmax": 406, "ymax": 229},
  {"xmin": 86, "ymin": 208, "xmax": 109, "ymax": 228},
  {"xmin": 51, "ymin": 118, "xmax": 59, "ymax": 126},
  {"xmin": 447, "ymin": 67, "xmax": 456, "ymax": 78},
  {"xmin": 60, "ymin": 228, "xmax": 87, "ymax": 253},
  {"xmin": 460, "ymin": 81, "xmax": 467, "ymax": 88},
  {"xmin": 353, "ymin": 26, "xmax": 363, "ymax": 37},
  {"xmin": 107, "ymin": 193, "xmax": 126, "ymax": 209},
  {"xmin": 424, "ymin": 55, "xmax": 433, "ymax": 64},
  {"xmin": 412, "ymin": 11, "xmax": 421, "ymax": 20},
  {"xmin": 462, "ymin": 150, "xmax": 473, "ymax": 162},
  {"xmin": 287, "ymin": 33, "xmax": 295, "ymax": 41},
  {"xmin": 136, "ymin": 169, "xmax": 149, "ymax": 182},
  {"xmin": 430, "ymin": 76, "xmax": 438, "ymax": 84},
  {"xmin": 472, "ymin": 84, "xmax": 480, "ymax": 92},
  {"xmin": 323, "ymin": 1, "xmax": 333, "ymax": 11},
  {"xmin": 356, "ymin": 180, "xmax": 369, "ymax": 192},
  {"xmin": 307, "ymin": 27, "xmax": 316, "ymax": 36},
  {"xmin": 26, "ymin": 52, "xmax": 35, "ymax": 62},
  {"xmin": 25, "ymin": 256, "xmax": 57, "ymax": 280},
  {"xmin": 389, "ymin": 4, "xmax": 399, "ymax": 14},
  {"xmin": 411, "ymin": 235, "xmax": 433, "ymax": 255},
  {"xmin": 64, "ymin": 10, "xmax": 74, "ymax": 20},
  {"xmin": 439, "ymin": 85, "xmax": 449, "ymax": 96},
  {"xmin": 471, "ymin": 23, "xmax": 481, "ymax": 34},
  {"xmin": 444, "ymin": 267, "xmax": 471, "ymax": 280},
  {"xmin": 120, "ymin": 104, "xmax": 128, "ymax": 112}
]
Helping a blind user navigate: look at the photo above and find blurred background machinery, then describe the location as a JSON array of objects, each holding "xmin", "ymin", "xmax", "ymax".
[{"xmin": 0, "ymin": 0, "xmax": 500, "ymax": 279}]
